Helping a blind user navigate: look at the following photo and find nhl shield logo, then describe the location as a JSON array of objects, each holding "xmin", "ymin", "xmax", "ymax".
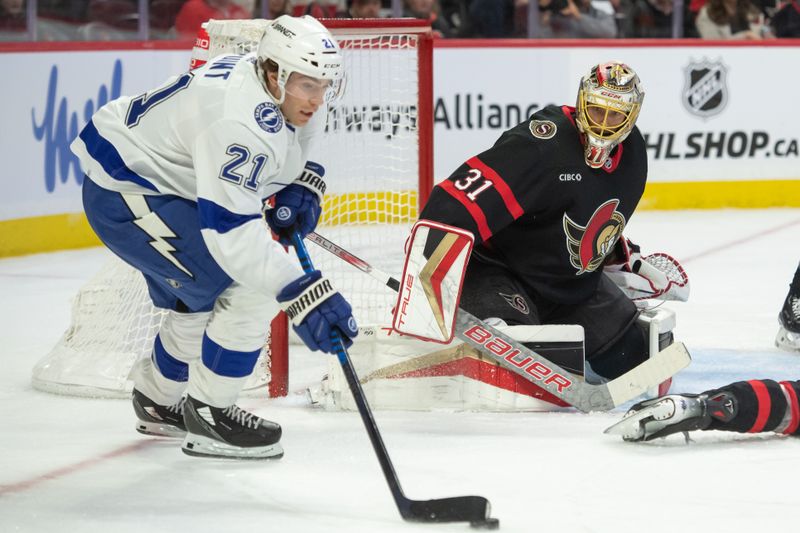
[{"xmin": 682, "ymin": 60, "xmax": 728, "ymax": 118}]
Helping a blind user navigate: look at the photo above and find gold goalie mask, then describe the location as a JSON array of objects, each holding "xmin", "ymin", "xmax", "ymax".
[{"xmin": 575, "ymin": 62, "xmax": 645, "ymax": 169}]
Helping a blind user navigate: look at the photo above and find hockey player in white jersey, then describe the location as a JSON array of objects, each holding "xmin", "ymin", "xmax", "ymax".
[{"xmin": 71, "ymin": 15, "xmax": 358, "ymax": 459}]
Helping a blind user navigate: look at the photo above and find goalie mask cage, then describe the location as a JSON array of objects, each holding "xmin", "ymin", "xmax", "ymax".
[{"xmin": 32, "ymin": 19, "xmax": 434, "ymax": 399}]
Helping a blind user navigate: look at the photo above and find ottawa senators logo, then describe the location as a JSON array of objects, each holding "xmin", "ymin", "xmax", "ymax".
[
  {"xmin": 563, "ymin": 199, "xmax": 626, "ymax": 275},
  {"xmin": 529, "ymin": 119, "xmax": 557, "ymax": 139},
  {"xmin": 499, "ymin": 292, "xmax": 530, "ymax": 315}
]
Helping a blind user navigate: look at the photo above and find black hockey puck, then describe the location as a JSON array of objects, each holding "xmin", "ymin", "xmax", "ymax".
[{"xmin": 470, "ymin": 518, "xmax": 500, "ymax": 530}]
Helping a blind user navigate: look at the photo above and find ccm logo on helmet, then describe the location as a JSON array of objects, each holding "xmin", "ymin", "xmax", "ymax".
[
  {"xmin": 463, "ymin": 325, "xmax": 573, "ymax": 393},
  {"xmin": 273, "ymin": 23, "xmax": 296, "ymax": 38}
]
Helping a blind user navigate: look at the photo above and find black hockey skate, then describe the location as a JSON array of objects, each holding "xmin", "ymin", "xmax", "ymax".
[
  {"xmin": 132, "ymin": 389, "xmax": 187, "ymax": 438},
  {"xmin": 604, "ymin": 391, "xmax": 737, "ymax": 442},
  {"xmin": 181, "ymin": 396, "xmax": 283, "ymax": 460},
  {"xmin": 776, "ymin": 288, "xmax": 800, "ymax": 352}
]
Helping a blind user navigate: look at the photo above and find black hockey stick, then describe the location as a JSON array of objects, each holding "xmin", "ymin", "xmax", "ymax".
[
  {"xmin": 290, "ymin": 231, "xmax": 497, "ymax": 528},
  {"xmin": 306, "ymin": 231, "xmax": 691, "ymax": 412}
]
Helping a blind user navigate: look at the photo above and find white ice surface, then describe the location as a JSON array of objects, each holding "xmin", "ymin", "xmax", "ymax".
[{"xmin": 2, "ymin": 209, "xmax": 800, "ymax": 533}]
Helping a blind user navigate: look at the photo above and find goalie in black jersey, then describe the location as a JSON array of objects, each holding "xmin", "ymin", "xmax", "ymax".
[{"xmin": 419, "ymin": 61, "xmax": 689, "ymax": 389}]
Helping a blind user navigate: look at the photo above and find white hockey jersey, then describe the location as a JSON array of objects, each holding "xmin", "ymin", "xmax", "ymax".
[{"xmin": 71, "ymin": 54, "xmax": 320, "ymax": 297}]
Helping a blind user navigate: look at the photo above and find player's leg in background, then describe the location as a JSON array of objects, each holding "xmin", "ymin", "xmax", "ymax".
[
  {"xmin": 129, "ymin": 301, "xmax": 210, "ymax": 437},
  {"xmin": 607, "ymin": 379, "xmax": 800, "ymax": 441},
  {"xmin": 776, "ymin": 261, "xmax": 800, "ymax": 352}
]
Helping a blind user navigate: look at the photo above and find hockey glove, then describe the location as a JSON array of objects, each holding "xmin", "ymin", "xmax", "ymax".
[
  {"xmin": 265, "ymin": 184, "xmax": 322, "ymax": 246},
  {"xmin": 604, "ymin": 238, "xmax": 690, "ymax": 302},
  {"xmin": 276, "ymin": 270, "xmax": 358, "ymax": 353}
]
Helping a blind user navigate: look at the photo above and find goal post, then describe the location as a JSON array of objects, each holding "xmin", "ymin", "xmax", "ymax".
[{"xmin": 32, "ymin": 18, "xmax": 434, "ymax": 399}]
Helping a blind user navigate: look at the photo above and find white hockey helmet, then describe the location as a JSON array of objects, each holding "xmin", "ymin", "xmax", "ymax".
[
  {"xmin": 575, "ymin": 62, "xmax": 644, "ymax": 169},
  {"xmin": 257, "ymin": 15, "xmax": 345, "ymax": 104}
]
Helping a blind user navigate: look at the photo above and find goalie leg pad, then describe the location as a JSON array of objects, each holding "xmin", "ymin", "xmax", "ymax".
[
  {"xmin": 586, "ymin": 321, "xmax": 649, "ymax": 381},
  {"xmin": 317, "ymin": 324, "xmax": 584, "ymax": 412},
  {"xmin": 587, "ymin": 307, "xmax": 678, "ymax": 384}
]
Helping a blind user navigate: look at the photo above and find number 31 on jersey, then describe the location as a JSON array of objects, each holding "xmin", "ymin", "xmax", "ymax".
[{"xmin": 453, "ymin": 169, "xmax": 493, "ymax": 201}]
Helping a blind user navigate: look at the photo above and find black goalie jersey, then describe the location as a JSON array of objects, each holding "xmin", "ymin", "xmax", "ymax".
[{"xmin": 420, "ymin": 104, "xmax": 648, "ymax": 305}]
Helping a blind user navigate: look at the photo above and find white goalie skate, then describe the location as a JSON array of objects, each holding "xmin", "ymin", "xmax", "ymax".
[{"xmin": 604, "ymin": 394, "xmax": 710, "ymax": 442}]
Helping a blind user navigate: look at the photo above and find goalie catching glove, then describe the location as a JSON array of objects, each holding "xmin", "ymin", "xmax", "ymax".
[
  {"xmin": 277, "ymin": 270, "xmax": 358, "ymax": 353},
  {"xmin": 604, "ymin": 238, "xmax": 690, "ymax": 302}
]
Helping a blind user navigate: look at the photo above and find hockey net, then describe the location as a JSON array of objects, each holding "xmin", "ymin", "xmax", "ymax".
[{"xmin": 32, "ymin": 19, "xmax": 434, "ymax": 399}]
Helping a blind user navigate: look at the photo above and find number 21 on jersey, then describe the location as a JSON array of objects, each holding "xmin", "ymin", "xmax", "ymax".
[
  {"xmin": 219, "ymin": 144, "xmax": 268, "ymax": 192},
  {"xmin": 453, "ymin": 169, "xmax": 493, "ymax": 201}
]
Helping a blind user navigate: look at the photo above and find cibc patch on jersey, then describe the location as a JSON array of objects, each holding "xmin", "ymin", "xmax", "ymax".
[
  {"xmin": 254, "ymin": 102, "xmax": 283, "ymax": 133},
  {"xmin": 529, "ymin": 119, "xmax": 557, "ymax": 139},
  {"xmin": 563, "ymin": 199, "xmax": 626, "ymax": 275}
]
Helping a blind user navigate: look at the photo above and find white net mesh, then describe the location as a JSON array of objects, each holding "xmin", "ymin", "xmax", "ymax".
[
  {"xmin": 33, "ymin": 21, "xmax": 428, "ymax": 397},
  {"xmin": 32, "ymin": 258, "xmax": 271, "ymax": 398},
  {"xmin": 309, "ymin": 31, "xmax": 421, "ymax": 327}
]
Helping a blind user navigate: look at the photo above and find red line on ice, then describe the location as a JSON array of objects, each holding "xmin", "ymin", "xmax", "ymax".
[
  {"xmin": 0, "ymin": 440, "xmax": 158, "ymax": 496},
  {"xmin": 681, "ymin": 218, "xmax": 800, "ymax": 264}
]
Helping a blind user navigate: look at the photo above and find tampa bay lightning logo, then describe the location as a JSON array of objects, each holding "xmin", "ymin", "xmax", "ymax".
[
  {"xmin": 254, "ymin": 102, "xmax": 283, "ymax": 133},
  {"xmin": 347, "ymin": 316, "xmax": 358, "ymax": 333},
  {"xmin": 276, "ymin": 206, "xmax": 292, "ymax": 221}
]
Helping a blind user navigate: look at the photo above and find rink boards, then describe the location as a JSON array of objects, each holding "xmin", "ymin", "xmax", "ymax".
[{"xmin": 1, "ymin": 40, "xmax": 799, "ymax": 257}]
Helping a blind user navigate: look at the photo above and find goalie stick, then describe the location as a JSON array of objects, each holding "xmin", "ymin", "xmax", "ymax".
[
  {"xmin": 290, "ymin": 231, "xmax": 497, "ymax": 528},
  {"xmin": 306, "ymin": 231, "xmax": 691, "ymax": 412}
]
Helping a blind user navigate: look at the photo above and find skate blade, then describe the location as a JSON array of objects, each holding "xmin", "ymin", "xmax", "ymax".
[
  {"xmin": 181, "ymin": 434, "xmax": 284, "ymax": 460},
  {"xmin": 604, "ymin": 398, "xmax": 676, "ymax": 441},
  {"xmin": 775, "ymin": 326, "xmax": 800, "ymax": 353},
  {"xmin": 136, "ymin": 420, "xmax": 187, "ymax": 438}
]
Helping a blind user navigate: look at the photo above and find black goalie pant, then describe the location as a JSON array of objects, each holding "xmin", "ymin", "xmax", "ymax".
[{"xmin": 459, "ymin": 259, "xmax": 642, "ymax": 379}]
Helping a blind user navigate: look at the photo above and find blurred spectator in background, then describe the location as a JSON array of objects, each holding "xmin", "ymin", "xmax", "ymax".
[
  {"xmin": 403, "ymin": 0, "xmax": 454, "ymax": 36},
  {"xmin": 440, "ymin": 0, "xmax": 471, "ymax": 34},
  {"xmin": 695, "ymin": 0, "xmax": 773, "ymax": 37},
  {"xmin": 266, "ymin": 0, "xmax": 291, "ymax": 18},
  {"xmin": 626, "ymin": 0, "xmax": 675, "ymax": 37},
  {"xmin": 78, "ymin": 0, "xmax": 141, "ymax": 40},
  {"xmin": 771, "ymin": 0, "xmax": 800, "ymax": 35},
  {"xmin": 0, "ymin": 0, "xmax": 26, "ymax": 31},
  {"xmin": 297, "ymin": 1, "xmax": 338, "ymax": 17},
  {"xmin": 469, "ymin": 0, "xmax": 515, "ymax": 36},
  {"xmin": 175, "ymin": 0, "xmax": 253, "ymax": 38},
  {"xmin": 338, "ymin": 0, "xmax": 382, "ymax": 17},
  {"xmin": 538, "ymin": 0, "xmax": 618, "ymax": 37},
  {"xmin": 688, "ymin": 0, "xmax": 708, "ymax": 23}
]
